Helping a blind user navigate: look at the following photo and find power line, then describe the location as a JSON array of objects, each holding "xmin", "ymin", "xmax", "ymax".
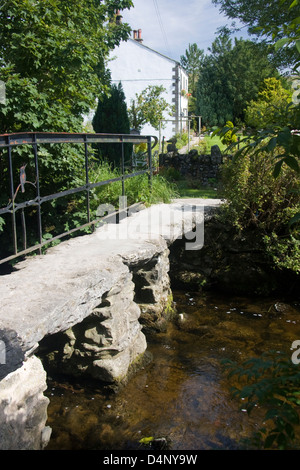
[{"xmin": 152, "ymin": 0, "xmax": 172, "ymax": 58}]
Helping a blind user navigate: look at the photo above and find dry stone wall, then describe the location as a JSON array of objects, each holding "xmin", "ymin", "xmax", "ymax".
[{"xmin": 159, "ymin": 144, "xmax": 223, "ymax": 185}]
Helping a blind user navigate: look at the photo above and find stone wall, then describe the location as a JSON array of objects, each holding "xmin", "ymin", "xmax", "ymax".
[{"xmin": 159, "ymin": 144, "xmax": 223, "ymax": 185}]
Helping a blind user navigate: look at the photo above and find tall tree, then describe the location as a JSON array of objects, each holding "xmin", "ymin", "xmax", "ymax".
[
  {"xmin": 180, "ymin": 43, "xmax": 204, "ymax": 95},
  {"xmin": 0, "ymin": 0, "xmax": 133, "ymax": 194},
  {"xmin": 180, "ymin": 43, "xmax": 204, "ymax": 120},
  {"xmin": 196, "ymin": 34, "xmax": 278, "ymax": 126},
  {"xmin": 212, "ymin": 0, "xmax": 300, "ymax": 68},
  {"xmin": 92, "ymin": 82, "xmax": 132, "ymax": 168}
]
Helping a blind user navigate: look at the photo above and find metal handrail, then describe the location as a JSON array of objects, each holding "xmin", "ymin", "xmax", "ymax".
[{"xmin": 0, "ymin": 132, "xmax": 158, "ymax": 265}]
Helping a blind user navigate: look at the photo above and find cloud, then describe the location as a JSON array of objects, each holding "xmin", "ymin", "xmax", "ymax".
[{"xmin": 121, "ymin": 0, "xmax": 248, "ymax": 61}]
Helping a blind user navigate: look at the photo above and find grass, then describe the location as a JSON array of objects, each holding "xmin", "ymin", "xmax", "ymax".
[
  {"xmin": 203, "ymin": 134, "xmax": 227, "ymax": 152},
  {"xmin": 175, "ymin": 179, "xmax": 223, "ymax": 199},
  {"xmin": 158, "ymin": 133, "xmax": 226, "ymax": 200}
]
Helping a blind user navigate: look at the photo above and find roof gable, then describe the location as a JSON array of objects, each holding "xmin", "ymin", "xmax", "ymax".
[{"xmin": 126, "ymin": 38, "xmax": 180, "ymax": 66}]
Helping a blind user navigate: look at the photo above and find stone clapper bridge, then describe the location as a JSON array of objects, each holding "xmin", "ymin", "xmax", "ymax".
[{"xmin": 0, "ymin": 196, "xmax": 222, "ymax": 450}]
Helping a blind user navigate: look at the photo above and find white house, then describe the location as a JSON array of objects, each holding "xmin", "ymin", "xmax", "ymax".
[{"xmin": 108, "ymin": 28, "xmax": 189, "ymax": 142}]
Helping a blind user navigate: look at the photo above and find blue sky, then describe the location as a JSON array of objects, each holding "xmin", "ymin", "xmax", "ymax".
[{"xmin": 121, "ymin": 0, "xmax": 250, "ymax": 61}]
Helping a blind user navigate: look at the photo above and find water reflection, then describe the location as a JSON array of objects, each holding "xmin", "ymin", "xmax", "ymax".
[{"xmin": 45, "ymin": 290, "xmax": 300, "ymax": 450}]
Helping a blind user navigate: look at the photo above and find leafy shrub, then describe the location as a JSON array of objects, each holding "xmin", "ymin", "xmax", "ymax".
[
  {"xmin": 196, "ymin": 140, "xmax": 207, "ymax": 154},
  {"xmin": 245, "ymin": 78, "xmax": 292, "ymax": 129},
  {"xmin": 220, "ymin": 121, "xmax": 238, "ymax": 146},
  {"xmin": 220, "ymin": 144, "xmax": 300, "ymax": 273},
  {"xmin": 88, "ymin": 159, "xmax": 179, "ymax": 213},
  {"xmin": 173, "ymin": 132, "xmax": 188, "ymax": 149}
]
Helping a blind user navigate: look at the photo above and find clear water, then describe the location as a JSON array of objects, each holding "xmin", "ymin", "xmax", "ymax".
[{"xmin": 44, "ymin": 290, "xmax": 300, "ymax": 450}]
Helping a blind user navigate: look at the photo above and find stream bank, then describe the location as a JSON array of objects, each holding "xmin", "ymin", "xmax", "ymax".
[{"xmin": 169, "ymin": 214, "xmax": 299, "ymax": 299}]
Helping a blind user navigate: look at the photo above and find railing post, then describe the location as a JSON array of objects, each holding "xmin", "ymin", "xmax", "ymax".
[
  {"xmin": 21, "ymin": 207, "xmax": 27, "ymax": 251},
  {"xmin": 33, "ymin": 134, "xmax": 42, "ymax": 254},
  {"xmin": 148, "ymin": 136, "xmax": 153, "ymax": 191},
  {"xmin": 84, "ymin": 135, "xmax": 91, "ymax": 228},
  {"xmin": 121, "ymin": 136, "xmax": 125, "ymax": 198},
  {"xmin": 7, "ymin": 136, "xmax": 17, "ymax": 255}
]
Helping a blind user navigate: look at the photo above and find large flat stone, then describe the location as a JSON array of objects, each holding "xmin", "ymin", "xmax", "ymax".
[{"xmin": 0, "ymin": 199, "xmax": 222, "ymax": 359}]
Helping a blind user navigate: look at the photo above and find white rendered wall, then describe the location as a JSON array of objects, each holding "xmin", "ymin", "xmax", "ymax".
[{"xmin": 108, "ymin": 39, "xmax": 189, "ymax": 141}]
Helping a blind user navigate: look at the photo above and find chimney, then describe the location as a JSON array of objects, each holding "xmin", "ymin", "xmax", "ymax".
[
  {"xmin": 133, "ymin": 29, "xmax": 143, "ymax": 43},
  {"xmin": 137, "ymin": 29, "xmax": 143, "ymax": 43}
]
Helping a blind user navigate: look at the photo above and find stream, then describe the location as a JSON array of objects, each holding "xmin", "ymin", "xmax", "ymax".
[{"xmin": 44, "ymin": 289, "xmax": 300, "ymax": 450}]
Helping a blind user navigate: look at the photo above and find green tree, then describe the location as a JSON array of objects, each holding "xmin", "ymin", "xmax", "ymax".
[
  {"xmin": 180, "ymin": 43, "xmax": 204, "ymax": 118},
  {"xmin": 180, "ymin": 43, "xmax": 204, "ymax": 95},
  {"xmin": 212, "ymin": 0, "xmax": 300, "ymax": 68},
  {"xmin": 245, "ymin": 77, "xmax": 292, "ymax": 128},
  {"xmin": 196, "ymin": 34, "xmax": 233, "ymax": 127},
  {"xmin": 0, "ymin": 0, "xmax": 133, "ymax": 199},
  {"xmin": 92, "ymin": 82, "xmax": 132, "ymax": 168},
  {"xmin": 0, "ymin": 0, "xmax": 133, "ymax": 134},
  {"xmin": 128, "ymin": 85, "xmax": 173, "ymax": 132},
  {"xmin": 196, "ymin": 34, "xmax": 277, "ymax": 126}
]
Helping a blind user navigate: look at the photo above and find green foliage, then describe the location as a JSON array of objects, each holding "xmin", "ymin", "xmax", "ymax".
[
  {"xmin": 180, "ymin": 43, "xmax": 204, "ymax": 116},
  {"xmin": 0, "ymin": 0, "xmax": 133, "ymax": 134},
  {"xmin": 180, "ymin": 43, "xmax": 204, "ymax": 92},
  {"xmin": 220, "ymin": 121, "xmax": 238, "ymax": 146},
  {"xmin": 128, "ymin": 85, "xmax": 173, "ymax": 131},
  {"xmin": 212, "ymin": 0, "xmax": 300, "ymax": 68},
  {"xmin": 0, "ymin": 0, "xmax": 134, "ymax": 249},
  {"xmin": 88, "ymin": 159, "xmax": 179, "ymax": 212},
  {"xmin": 245, "ymin": 77, "xmax": 292, "ymax": 128},
  {"xmin": 173, "ymin": 132, "xmax": 188, "ymax": 149},
  {"xmin": 220, "ymin": 142, "xmax": 300, "ymax": 272},
  {"xmin": 92, "ymin": 82, "xmax": 132, "ymax": 168},
  {"xmin": 223, "ymin": 352, "xmax": 300, "ymax": 449},
  {"xmin": 221, "ymin": 144, "xmax": 299, "ymax": 230},
  {"xmin": 196, "ymin": 34, "xmax": 277, "ymax": 126}
]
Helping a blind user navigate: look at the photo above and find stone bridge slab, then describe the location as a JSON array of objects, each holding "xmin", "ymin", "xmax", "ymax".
[
  {"xmin": 0, "ymin": 199, "xmax": 222, "ymax": 358},
  {"xmin": 0, "ymin": 198, "xmax": 222, "ymax": 449}
]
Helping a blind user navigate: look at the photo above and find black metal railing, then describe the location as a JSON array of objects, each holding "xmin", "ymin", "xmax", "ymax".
[{"xmin": 0, "ymin": 132, "xmax": 157, "ymax": 265}]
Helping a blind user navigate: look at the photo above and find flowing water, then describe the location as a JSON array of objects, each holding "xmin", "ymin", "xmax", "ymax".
[{"xmin": 44, "ymin": 290, "xmax": 300, "ymax": 450}]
